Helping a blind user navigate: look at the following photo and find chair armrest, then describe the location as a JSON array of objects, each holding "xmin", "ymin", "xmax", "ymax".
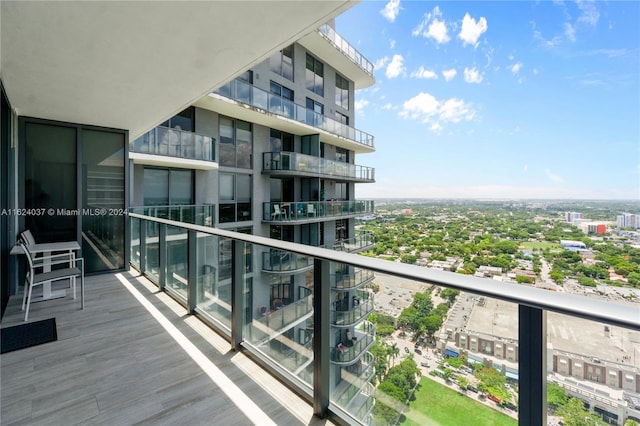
[
  {"xmin": 33, "ymin": 252, "xmax": 75, "ymax": 263},
  {"xmin": 38, "ymin": 257, "xmax": 84, "ymax": 268}
]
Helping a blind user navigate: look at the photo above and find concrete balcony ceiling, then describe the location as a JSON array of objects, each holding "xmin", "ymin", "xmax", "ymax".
[{"xmin": 0, "ymin": 1, "xmax": 356, "ymax": 140}]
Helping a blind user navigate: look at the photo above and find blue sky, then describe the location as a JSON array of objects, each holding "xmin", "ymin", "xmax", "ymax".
[{"xmin": 335, "ymin": 1, "xmax": 639, "ymax": 200}]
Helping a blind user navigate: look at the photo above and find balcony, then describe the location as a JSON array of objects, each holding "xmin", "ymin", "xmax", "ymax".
[
  {"xmin": 5, "ymin": 211, "xmax": 638, "ymax": 426},
  {"xmin": 130, "ymin": 126, "xmax": 217, "ymax": 170},
  {"xmin": 298, "ymin": 24, "xmax": 375, "ymax": 89},
  {"xmin": 334, "ymin": 352, "xmax": 375, "ymax": 413},
  {"xmin": 332, "ymin": 321, "xmax": 376, "ymax": 365},
  {"xmin": 331, "ymin": 290, "xmax": 374, "ymax": 327},
  {"xmin": 251, "ymin": 289, "xmax": 314, "ymax": 343},
  {"xmin": 328, "ymin": 231, "xmax": 375, "ymax": 253},
  {"xmin": 129, "ymin": 204, "xmax": 215, "ymax": 226},
  {"xmin": 263, "ymin": 200, "xmax": 374, "ymax": 223},
  {"xmin": 195, "ymin": 79, "xmax": 375, "ymax": 153},
  {"xmin": 332, "ymin": 268, "xmax": 375, "ymax": 290},
  {"xmin": 262, "ymin": 249, "xmax": 313, "ymax": 274},
  {"xmin": 263, "ymin": 152, "xmax": 375, "ymax": 183}
]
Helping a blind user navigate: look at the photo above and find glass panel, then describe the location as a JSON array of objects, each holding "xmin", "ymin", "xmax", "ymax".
[
  {"xmin": 144, "ymin": 220, "xmax": 159, "ymax": 283},
  {"xmin": 143, "ymin": 168, "xmax": 169, "ymax": 206},
  {"xmin": 219, "ymin": 174, "xmax": 234, "ymax": 201},
  {"xmin": 219, "ymin": 204, "xmax": 235, "ymax": 223},
  {"xmin": 236, "ymin": 120, "xmax": 252, "ymax": 169},
  {"xmin": 169, "ymin": 170, "xmax": 193, "ymax": 205},
  {"xmin": 165, "ymin": 225, "xmax": 188, "ymax": 302},
  {"xmin": 130, "ymin": 217, "xmax": 140, "ymax": 268},
  {"xmin": 546, "ymin": 313, "xmax": 637, "ymax": 426},
  {"xmin": 25, "ymin": 122, "xmax": 77, "ymax": 243},
  {"xmin": 81, "ymin": 128, "xmax": 125, "ymax": 273},
  {"xmin": 244, "ymin": 243, "xmax": 314, "ymax": 387},
  {"xmin": 195, "ymin": 233, "xmax": 230, "ymax": 334},
  {"xmin": 370, "ymin": 291, "xmax": 518, "ymax": 425}
]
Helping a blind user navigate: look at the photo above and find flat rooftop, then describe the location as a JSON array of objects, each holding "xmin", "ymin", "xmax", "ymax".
[{"xmin": 461, "ymin": 294, "xmax": 640, "ymax": 370}]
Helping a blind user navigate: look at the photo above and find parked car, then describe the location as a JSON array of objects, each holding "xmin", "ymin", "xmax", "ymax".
[
  {"xmin": 487, "ymin": 394, "xmax": 501, "ymax": 403},
  {"xmin": 467, "ymin": 385, "xmax": 478, "ymax": 393},
  {"xmin": 414, "ymin": 348, "xmax": 422, "ymax": 355},
  {"xmin": 404, "ymin": 347, "xmax": 410, "ymax": 353},
  {"xmin": 420, "ymin": 361, "xmax": 430, "ymax": 368},
  {"xmin": 505, "ymin": 402, "xmax": 518, "ymax": 411}
]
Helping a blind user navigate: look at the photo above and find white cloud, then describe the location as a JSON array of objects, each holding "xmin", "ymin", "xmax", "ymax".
[
  {"xmin": 385, "ymin": 54, "xmax": 405, "ymax": 79},
  {"xmin": 381, "ymin": 0, "xmax": 401, "ymax": 23},
  {"xmin": 399, "ymin": 92, "xmax": 476, "ymax": 132},
  {"xmin": 533, "ymin": 68, "xmax": 539, "ymax": 75},
  {"xmin": 374, "ymin": 56, "xmax": 390, "ymax": 71},
  {"xmin": 523, "ymin": 164, "xmax": 528, "ymax": 172},
  {"xmin": 577, "ymin": 0, "xmax": 600, "ymax": 26},
  {"xmin": 463, "ymin": 67, "xmax": 483, "ymax": 83},
  {"xmin": 564, "ymin": 22, "xmax": 576, "ymax": 42},
  {"xmin": 442, "ymin": 68, "xmax": 457, "ymax": 81},
  {"xmin": 438, "ymin": 98, "xmax": 476, "ymax": 123},
  {"xmin": 389, "ymin": 39, "xmax": 396, "ymax": 49},
  {"xmin": 410, "ymin": 66, "xmax": 438, "ymax": 79},
  {"xmin": 458, "ymin": 13, "xmax": 488, "ymax": 47},
  {"xmin": 545, "ymin": 169, "xmax": 565, "ymax": 184},
  {"xmin": 382, "ymin": 103, "xmax": 395, "ymax": 110},
  {"xmin": 412, "ymin": 6, "xmax": 450, "ymax": 44},
  {"xmin": 510, "ymin": 62, "xmax": 523, "ymax": 74},
  {"xmin": 355, "ymin": 99, "xmax": 369, "ymax": 112}
]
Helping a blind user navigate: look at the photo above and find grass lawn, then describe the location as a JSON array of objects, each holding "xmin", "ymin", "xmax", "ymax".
[
  {"xmin": 399, "ymin": 377, "xmax": 517, "ymax": 426},
  {"xmin": 519, "ymin": 241, "xmax": 562, "ymax": 251}
]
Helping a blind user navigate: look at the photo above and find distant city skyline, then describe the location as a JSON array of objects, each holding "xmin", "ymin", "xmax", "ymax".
[{"xmin": 336, "ymin": 1, "xmax": 639, "ymax": 200}]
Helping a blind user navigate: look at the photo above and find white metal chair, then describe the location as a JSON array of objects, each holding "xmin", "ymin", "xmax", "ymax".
[
  {"xmin": 307, "ymin": 204, "xmax": 316, "ymax": 217},
  {"xmin": 19, "ymin": 241, "xmax": 85, "ymax": 321},
  {"xmin": 272, "ymin": 204, "xmax": 288, "ymax": 220}
]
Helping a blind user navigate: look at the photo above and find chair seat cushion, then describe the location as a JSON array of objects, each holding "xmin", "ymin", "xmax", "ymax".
[{"xmin": 33, "ymin": 268, "xmax": 81, "ymax": 284}]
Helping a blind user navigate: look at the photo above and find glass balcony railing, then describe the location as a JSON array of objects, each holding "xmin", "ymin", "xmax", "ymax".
[
  {"xmin": 332, "ymin": 268, "xmax": 375, "ymax": 290},
  {"xmin": 327, "ymin": 232, "xmax": 375, "ymax": 253},
  {"xmin": 256, "ymin": 338, "xmax": 314, "ymax": 378},
  {"xmin": 127, "ymin": 211, "xmax": 639, "ymax": 426},
  {"xmin": 317, "ymin": 24, "xmax": 374, "ymax": 76},
  {"xmin": 263, "ymin": 200, "xmax": 374, "ymax": 222},
  {"xmin": 252, "ymin": 289, "xmax": 314, "ymax": 342},
  {"xmin": 129, "ymin": 205, "xmax": 215, "ymax": 226},
  {"xmin": 332, "ymin": 321, "xmax": 376, "ymax": 365},
  {"xmin": 331, "ymin": 290, "xmax": 374, "ymax": 327},
  {"xmin": 335, "ymin": 351, "xmax": 375, "ymax": 409},
  {"xmin": 263, "ymin": 152, "xmax": 375, "ymax": 182},
  {"xmin": 215, "ymin": 79, "xmax": 374, "ymax": 149},
  {"xmin": 261, "ymin": 249, "xmax": 313, "ymax": 273},
  {"xmin": 131, "ymin": 126, "xmax": 216, "ymax": 162}
]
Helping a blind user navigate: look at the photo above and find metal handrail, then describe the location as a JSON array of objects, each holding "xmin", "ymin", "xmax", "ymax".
[{"xmin": 128, "ymin": 212, "xmax": 639, "ymax": 330}]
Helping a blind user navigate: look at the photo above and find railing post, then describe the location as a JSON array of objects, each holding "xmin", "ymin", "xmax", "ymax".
[
  {"xmin": 313, "ymin": 258, "xmax": 330, "ymax": 418},
  {"xmin": 187, "ymin": 230, "xmax": 197, "ymax": 313},
  {"xmin": 158, "ymin": 224, "xmax": 166, "ymax": 290},
  {"xmin": 139, "ymin": 219, "xmax": 147, "ymax": 274},
  {"xmin": 231, "ymin": 239, "xmax": 245, "ymax": 350},
  {"xmin": 518, "ymin": 305, "xmax": 547, "ymax": 426}
]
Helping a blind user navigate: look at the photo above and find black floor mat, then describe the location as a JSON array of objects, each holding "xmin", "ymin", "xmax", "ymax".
[{"xmin": 1, "ymin": 317, "xmax": 57, "ymax": 354}]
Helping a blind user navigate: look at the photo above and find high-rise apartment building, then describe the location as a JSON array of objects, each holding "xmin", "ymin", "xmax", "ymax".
[
  {"xmin": 128, "ymin": 21, "xmax": 378, "ymax": 423},
  {"xmin": 617, "ymin": 213, "xmax": 640, "ymax": 229}
]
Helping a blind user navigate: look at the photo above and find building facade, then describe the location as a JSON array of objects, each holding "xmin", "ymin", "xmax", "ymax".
[{"xmin": 128, "ymin": 21, "xmax": 378, "ymax": 423}]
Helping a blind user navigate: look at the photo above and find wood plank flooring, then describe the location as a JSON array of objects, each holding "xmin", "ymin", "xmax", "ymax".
[{"xmin": 1, "ymin": 271, "xmax": 334, "ymax": 426}]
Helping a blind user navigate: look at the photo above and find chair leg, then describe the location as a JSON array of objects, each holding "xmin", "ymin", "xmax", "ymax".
[
  {"xmin": 21, "ymin": 276, "xmax": 28, "ymax": 311},
  {"xmin": 24, "ymin": 283, "xmax": 33, "ymax": 321},
  {"xmin": 80, "ymin": 274, "xmax": 84, "ymax": 310}
]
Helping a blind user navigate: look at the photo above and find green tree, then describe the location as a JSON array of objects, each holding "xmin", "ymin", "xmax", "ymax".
[
  {"xmin": 374, "ymin": 381, "xmax": 406, "ymax": 425},
  {"xmin": 557, "ymin": 397, "xmax": 606, "ymax": 426},
  {"xmin": 547, "ymin": 382, "xmax": 568, "ymax": 410},
  {"xmin": 440, "ymin": 288, "xmax": 460, "ymax": 305}
]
